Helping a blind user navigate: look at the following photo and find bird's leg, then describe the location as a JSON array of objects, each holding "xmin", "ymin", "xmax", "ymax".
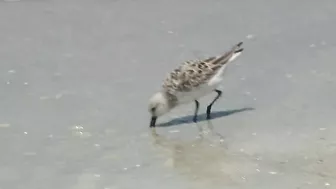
[
  {"xmin": 206, "ymin": 89, "xmax": 222, "ymax": 120},
  {"xmin": 193, "ymin": 100, "xmax": 200, "ymax": 122}
]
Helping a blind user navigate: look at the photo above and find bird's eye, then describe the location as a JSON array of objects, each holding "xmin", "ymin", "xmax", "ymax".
[{"xmin": 151, "ymin": 107, "xmax": 156, "ymax": 112}]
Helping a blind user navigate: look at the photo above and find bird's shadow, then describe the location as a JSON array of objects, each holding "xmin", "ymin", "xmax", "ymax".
[{"xmin": 157, "ymin": 107, "xmax": 254, "ymax": 127}]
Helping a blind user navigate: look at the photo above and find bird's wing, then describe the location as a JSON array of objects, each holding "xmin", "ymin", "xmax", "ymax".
[{"xmin": 162, "ymin": 42, "xmax": 244, "ymax": 94}]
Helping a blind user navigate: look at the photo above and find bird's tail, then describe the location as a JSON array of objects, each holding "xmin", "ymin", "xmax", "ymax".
[{"xmin": 211, "ymin": 41, "xmax": 244, "ymax": 65}]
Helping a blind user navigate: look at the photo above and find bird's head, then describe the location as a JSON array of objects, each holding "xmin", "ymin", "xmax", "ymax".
[{"xmin": 148, "ymin": 92, "xmax": 171, "ymax": 127}]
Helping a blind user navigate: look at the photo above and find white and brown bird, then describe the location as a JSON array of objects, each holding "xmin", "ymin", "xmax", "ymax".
[{"xmin": 148, "ymin": 42, "xmax": 244, "ymax": 127}]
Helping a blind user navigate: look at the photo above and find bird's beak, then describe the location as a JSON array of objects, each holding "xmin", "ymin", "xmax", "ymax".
[{"xmin": 150, "ymin": 116, "xmax": 157, "ymax": 127}]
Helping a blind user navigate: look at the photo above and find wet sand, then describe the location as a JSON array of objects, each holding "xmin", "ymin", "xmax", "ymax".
[{"xmin": 0, "ymin": 0, "xmax": 336, "ymax": 188}]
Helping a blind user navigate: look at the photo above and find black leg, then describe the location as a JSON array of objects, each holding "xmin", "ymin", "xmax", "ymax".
[
  {"xmin": 193, "ymin": 100, "xmax": 200, "ymax": 122},
  {"xmin": 206, "ymin": 89, "xmax": 222, "ymax": 120}
]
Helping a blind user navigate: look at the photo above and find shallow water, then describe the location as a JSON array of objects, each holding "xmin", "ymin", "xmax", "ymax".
[{"xmin": 0, "ymin": 0, "xmax": 336, "ymax": 188}]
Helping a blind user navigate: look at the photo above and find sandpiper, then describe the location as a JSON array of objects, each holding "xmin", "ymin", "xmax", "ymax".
[{"xmin": 149, "ymin": 42, "xmax": 244, "ymax": 127}]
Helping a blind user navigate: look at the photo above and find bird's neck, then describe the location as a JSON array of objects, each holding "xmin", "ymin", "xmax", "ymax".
[{"xmin": 161, "ymin": 91, "xmax": 178, "ymax": 109}]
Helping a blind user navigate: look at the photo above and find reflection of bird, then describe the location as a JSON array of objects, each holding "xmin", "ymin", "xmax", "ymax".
[
  {"xmin": 148, "ymin": 42, "xmax": 244, "ymax": 127},
  {"xmin": 150, "ymin": 124, "xmax": 256, "ymax": 186}
]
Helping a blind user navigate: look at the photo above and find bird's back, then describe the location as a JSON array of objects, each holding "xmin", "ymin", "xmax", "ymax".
[{"xmin": 162, "ymin": 42, "xmax": 244, "ymax": 98}]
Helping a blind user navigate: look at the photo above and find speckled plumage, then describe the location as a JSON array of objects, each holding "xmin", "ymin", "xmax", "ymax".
[
  {"xmin": 148, "ymin": 41, "xmax": 244, "ymax": 127},
  {"xmin": 162, "ymin": 42, "xmax": 244, "ymax": 107}
]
